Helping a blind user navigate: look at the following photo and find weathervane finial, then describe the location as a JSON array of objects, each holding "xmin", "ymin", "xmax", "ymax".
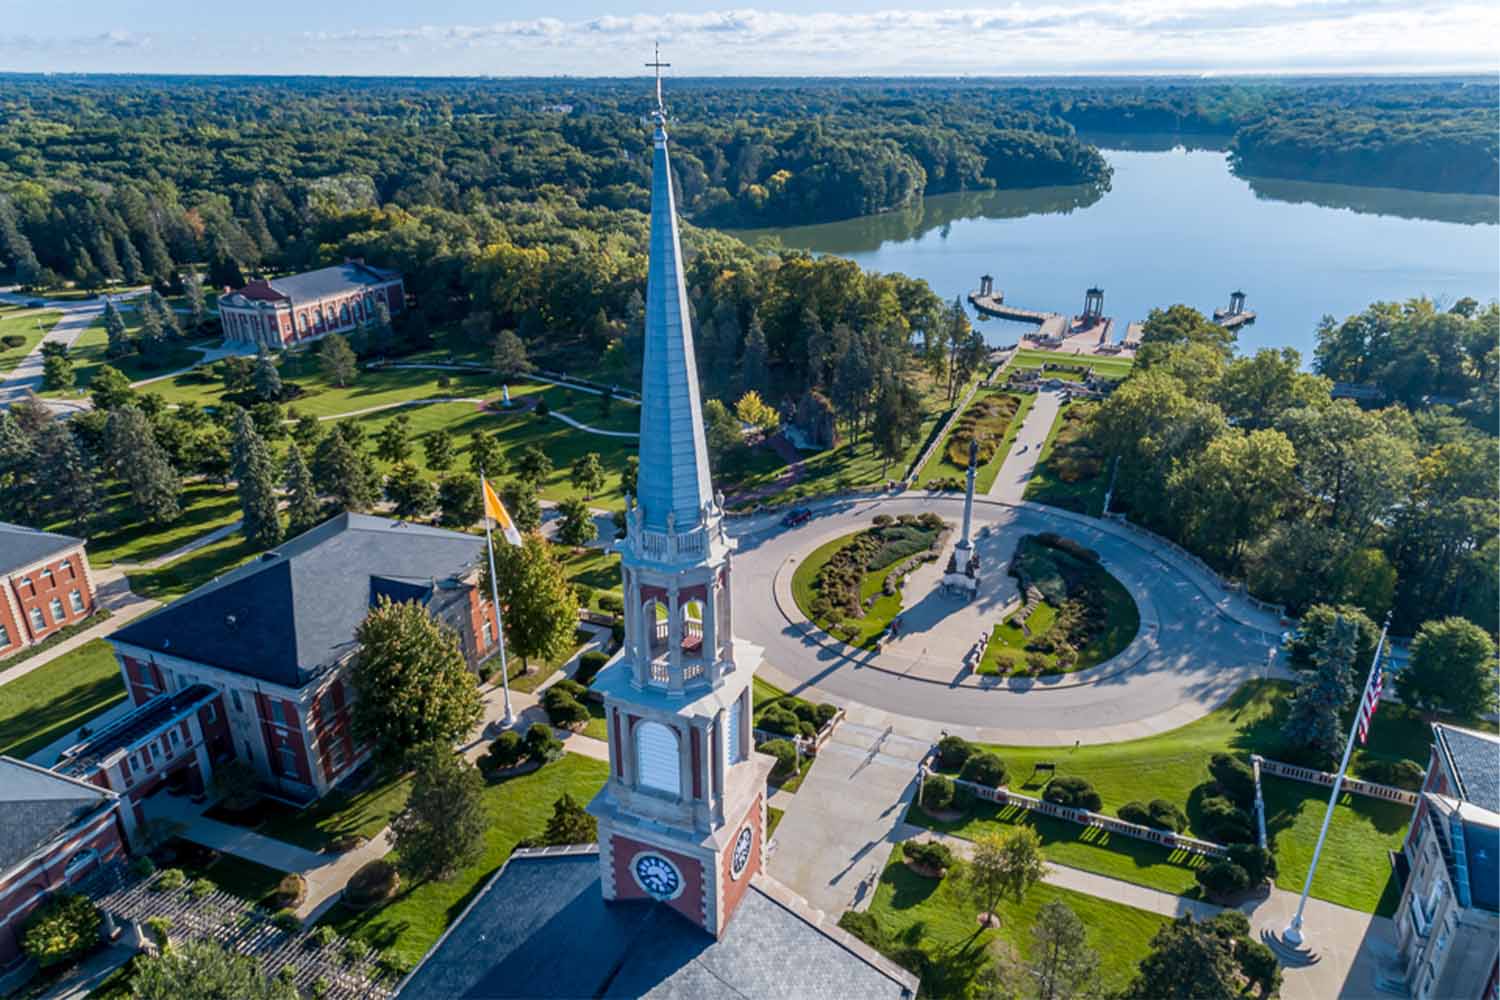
[{"xmin": 645, "ymin": 42, "xmax": 670, "ymax": 115}]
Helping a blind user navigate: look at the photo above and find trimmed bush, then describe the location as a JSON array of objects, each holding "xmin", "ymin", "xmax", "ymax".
[
  {"xmin": 270, "ymin": 873, "xmax": 306, "ymax": 910},
  {"xmin": 483, "ymin": 731, "xmax": 526, "ymax": 773},
  {"xmin": 310, "ymin": 925, "xmax": 339, "ymax": 949},
  {"xmin": 1200, "ymin": 795, "xmax": 1256, "ymax": 844},
  {"xmin": 345, "ymin": 859, "xmax": 400, "ymax": 908},
  {"xmin": 272, "ymin": 909, "xmax": 302, "ymax": 931},
  {"xmin": 1196, "ymin": 859, "xmax": 1251, "ymax": 899},
  {"xmin": 154, "ymin": 868, "xmax": 186, "ymax": 892},
  {"xmin": 1147, "ymin": 799, "xmax": 1188, "ymax": 833},
  {"xmin": 1357, "ymin": 757, "xmax": 1426, "ymax": 791},
  {"xmin": 21, "ymin": 893, "xmax": 101, "ymax": 968},
  {"xmin": 757, "ymin": 705, "xmax": 804, "ymax": 739},
  {"xmin": 1227, "ymin": 844, "xmax": 1278, "ymax": 885},
  {"xmin": 542, "ymin": 687, "xmax": 590, "ymax": 727},
  {"xmin": 1043, "ymin": 775, "xmax": 1102, "ymax": 812},
  {"xmin": 1118, "ymin": 801, "xmax": 1152, "ymax": 827},
  {"xmin": 575, "ymin": 650, "xmax": 610, "ymax": 685},
  {"xmin": 936, "ymin": 735, "xmax": 974, "ymax": 771},
  {"xmin": 921, "ymin": 773, "xmax": 955, "ymax": 812},
  {"xmin": 1209, "ymin": 753, "xmax": 1256, "ymax": 809},
  {"xmin": 525, "ymin": 723, "xmax": 563, "ymax": 763},
  {"xmin": 758, "ymin": 739, "xmax": 799, "ymax": 780},
  {"xmin": 904, "ymin": 840, "xmax": 956, "ymax": 875},
  {"xmin": 598, "ymin": 593, "xmax": 624, "ymax": 615},
  {"xmin": 958, "ymin": 751, "xmax": 1008, "ymax": 789}
]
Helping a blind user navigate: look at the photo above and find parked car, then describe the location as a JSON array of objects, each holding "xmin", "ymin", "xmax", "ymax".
[{"xmin": 781, "ymin": 507, "xmax": 812, "ymax": 528}]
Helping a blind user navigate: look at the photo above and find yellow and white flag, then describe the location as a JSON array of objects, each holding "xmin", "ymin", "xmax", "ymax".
[{"xmin": 482, "ymin": 476, "xmax": 523, "ymax": 546}]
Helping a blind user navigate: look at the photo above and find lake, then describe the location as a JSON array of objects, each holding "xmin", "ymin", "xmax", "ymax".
[{"xmin": 739, "ymin": 147, "xmax": 1500, "ymax": 358}]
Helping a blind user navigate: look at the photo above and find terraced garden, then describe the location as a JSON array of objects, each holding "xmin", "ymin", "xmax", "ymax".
[
  {"xmin": 1022, "ymin": 401, "xmax": 1109, "ymax": 517},
  {"xmin": 916, "ymin": 389, "xmax": 1034, "ymax": 492}
]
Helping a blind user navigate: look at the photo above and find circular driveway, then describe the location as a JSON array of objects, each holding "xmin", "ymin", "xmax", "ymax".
[{"xmin": 728, "ymin": 493, "xmax": 1286, "ymax": 744}]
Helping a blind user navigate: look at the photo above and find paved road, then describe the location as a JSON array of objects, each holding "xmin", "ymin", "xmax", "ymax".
[
  {"xmin": 729, "ymin": 493, "xmax": 1286, "ymax": 745},
  {"xmin": 0, "ymin": 288, "xmax": 150, "ymax": 407},
  {"xmin": 988, "ymin": 388, "xmax": 1063, "ymax": 501}
]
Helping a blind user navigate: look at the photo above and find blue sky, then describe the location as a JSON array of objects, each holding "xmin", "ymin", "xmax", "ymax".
[{"xmin": 4, "ymin": 1, "xmax": 1496, "ymax": 76}]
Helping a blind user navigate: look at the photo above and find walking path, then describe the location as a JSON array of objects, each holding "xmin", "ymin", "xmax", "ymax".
[
  {"xmin": 118, "ymin": 518, "xmax": 243, "ymax": 571},
  {"xmin": 0, "ymin": 288, "xmax": 149, "ymax": 407},
  {"xmin": 987, "ymin": 388, "xmax": 1063, "ymax": 501}
]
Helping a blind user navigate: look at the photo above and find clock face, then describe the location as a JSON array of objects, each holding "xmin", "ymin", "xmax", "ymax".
[
  {"xmin": 731, "ymin": 826, "xmax": 753, "ymax": 878},
  {"xmin": 632, "ymin": 852, "xmax": 683, "ymax": 900}
]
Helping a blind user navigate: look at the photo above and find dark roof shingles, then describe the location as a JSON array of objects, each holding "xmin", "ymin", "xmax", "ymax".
[
  {"xmin": 0, "ymin": 758, "xmax": 113, "ymax": 873},
  {"xmin": 1436, "ymin": 723, "xmax": 1500, "ymax": 814},
  {"xmin": 0, "ymin": 521, "xmax": 82, "ymax": 576}
]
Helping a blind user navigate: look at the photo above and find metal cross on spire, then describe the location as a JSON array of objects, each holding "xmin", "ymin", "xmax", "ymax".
[{"xmin": 645, "ymin": 42, "xmax": 670, "ymax": 115}]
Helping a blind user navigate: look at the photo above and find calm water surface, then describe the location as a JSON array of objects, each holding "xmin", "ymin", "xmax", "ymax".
[{"xmin": 741, "ymin": 148, "xmax": 1500, "ymax": 357}]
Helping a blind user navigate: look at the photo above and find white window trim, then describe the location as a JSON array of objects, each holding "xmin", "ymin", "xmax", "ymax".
[{"xmin": 636, "ymin": 721, "xmax": 681, "ymax": 797}]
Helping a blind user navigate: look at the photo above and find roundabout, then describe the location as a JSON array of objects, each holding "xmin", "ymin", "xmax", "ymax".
[{"xmin": 729, "ymin": 492, "xmax": 1289, "ymax": 744}]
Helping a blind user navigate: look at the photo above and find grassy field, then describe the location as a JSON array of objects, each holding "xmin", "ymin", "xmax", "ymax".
[
  {"xmin": 0, "ymin": 309, "xmax": 60, "ymax": 373},
  {"xmin": 1022, "ymin": 401, "xmax": 1109, "ymax": 517},
  {"xmin": 126, "ymin": 527, "xmax": 264, "ymax": 602},
  {"xmin": 1011, "ymin": 348, "xmax": 1135, "ymax": 379},
  {"xmin": 78, "ymin": 480, "xmax": 242, "ymax": 568},
  {"xmin": 0, "ymin": 640, "xmax": 126, "ymax": 759},
  {"xmin": 916, "ymin": 390, "xmax": 1036, "ymax": 493},
  {"xmin": 790, "ymin": 519, "xmax": 944, "ymax": 649},
  {"xmin": 863, "ymin": 843, "xmax": 1168, "ymax": 997},
  {"xmin": 977, "ymin": 553, "xmax": 1139, "ymax": 676},
  {"xmin": 164, "ymin": 837, "xmax": 288, "ymax": 906},
  {"xmin": 559, "ymin": 547, "xmax": 622, "ymax": 611},
  {"xmin": 259, "ymin": 766, "xmax": 415, "ymax": 853},
  {"xmin": 926, "ymin": 681, "xmax": 1417, "ymax": 912},
  {"xmin": 39, "ymin": 313, "xmax": 212, "ymax": 395},
  {"xmin": 322, "ymin": 753, "xmax": 609, "ymax": 971}
]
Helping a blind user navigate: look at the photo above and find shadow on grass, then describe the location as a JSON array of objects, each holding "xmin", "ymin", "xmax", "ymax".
[{"xmin": 0, "ymin": 674, "xmax": 126, "ymax": 758}]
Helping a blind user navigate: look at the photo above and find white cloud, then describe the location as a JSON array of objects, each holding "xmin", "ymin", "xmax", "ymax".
[{"xmin": 0, "ymin": 3, "xmax": 1495, "ymax": 74}]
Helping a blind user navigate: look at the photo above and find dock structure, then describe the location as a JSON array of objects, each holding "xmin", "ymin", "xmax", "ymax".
[
  {"xmin": 967, "ymin": 277, "xmax": 1136, "ymax": 357},
  {"xmin": 968, "ymin": 289, "xmax": 1058, "ymax": 325},
  {"xmin": 1214, "ymin": 289, "xmax": 1256, "ymax": 330}
]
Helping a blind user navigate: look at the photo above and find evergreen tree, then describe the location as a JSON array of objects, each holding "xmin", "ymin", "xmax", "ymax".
[
  {"xmin": 32, "ymin": 422, "xmax": 98, "ymax": 538},
  {"xmin": 313, "ymin": 426, "xmax": 379, "ymax": 512},
  {"xmin": 503, "ymin": 478, "xmax": 543, "ymax": 534},
  {"xmin": 437, "ymin": 473, "xmax": 482, "ymax": 528},
  {"xmin": 468, "ymin": 428, "xmax": 503, "ymax": 478},
  {"xmin": 87, "ymin": 365, "xmax": 135, "ymax": 412},
  {"xmin": 319, "ymin": 332, "xmax": 357, "ymax": 387},
  {"xmin": 486, "ymin": 533, "xmax": 580, "ymax": 671},
  {"xmin": 139, "ymin": 216, "xmax": 174, "ymax": 287},
  {"xmin": 182, "ymin": 272, "xmax": 208, "ymax": 332},
  {"xmin": 106, "ymin": 405, "xmax": 180, "ymax": 524},
  {"xmin": 832, "ymin": 332, "xmax": 874, "ymax": 437},
  {"xmin": 231, "ymin": 410, "xmax": 283, "ymax": 549},
  {"xmin": 385, "ymin": 462, "xmax": 437, "ymax": 518},
  {"xmin": 491, "ymin": 329, "xmax": 532, "ymax": 378},
  {"xmin": 0, "ymin": 195, "xmax": 42, "ymax": 285},
  {"xmin": 375, "ymin": 413, "xmax": 412, "ymax": 463},
  {"xmin": 423, "ymin": 429, "xmax": 455, "ymax": 472},
  {"xmin": 872, "ymin": 374, "xmax": 922, "ymax": 478},
  {"xmin": 740, "ymin": 311, "xmax": 769, "ymax": 394},
  {"xmin": 102, "ymin": 300, "xmax": 131, "ymax": 358},
  {"xmin": 620, "ymin": 455, "xmax": 639, "ymax": 497},
  {"xmin": 373, "ymin": 298, "xmax": 393, "ymax": 349},
  {"xmin": 42, "ymin": 353, "xmax": 73, "ymax": 392},
  {"xmin": 541, "ymin": 792, "xmax": 598, "ymax": 846},
  {"xmin": 557, "ymin": 496, "xmax": 598, "ymax": 547},
  {"xmin": 1282, "ymin": 613, "xmax": 1358, "ymax": 762},
  {"xmin": 390, "ymin": 743, "xmax": 488, "ymax": 883},
  {"xmin": 514, "ymin": 444, "xmax": 553, "ymax": 484},
  {"xmin": 350, "ymin": 598, "xmax": 482, "ymax": 766},
  {"xmin": 1030, "ymin": 900, "xmax": 1100, "ymax": 1000},
  {"xmin": 119, "ymin": 238, "xmax": 145, "ymax": 285},
  {"xmin": 252, "ymin": 350, "xmax": 282, "ymax": 401},
  {"xmin": 282, "ymin": 445, "xmax": 321, "ymax": 537},
  {"xmin": 148, "ymin": 290, "xmax": 181, "ymax": 341},
  {"xmin": 137, "ymin": 291, "xmax": 166, "ymax": 357},
  {"xmin": 1120, "ymin": 916, "xmax": 1241, "ymax": 1000},
  {"xmin": 570, "ymin": 452, "xmax": 606, "ymax": 499}
]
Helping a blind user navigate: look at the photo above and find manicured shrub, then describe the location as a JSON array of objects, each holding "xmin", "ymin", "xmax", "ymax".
[
  {"xmin": 1200, "ymin": 795, "xmax": 1256, "ymax": 844},
  {"xmin": 270, "ymin": 873, "xmax": 306, "ymax": 909},
  {"xmin": 345, "ymin": 859, "xmax": 400, "ymax": 908},
  {"xmin": 572, "ymin": 583, "xmax": 594, "ymax": 607},
  {"xmin": 813, "ymin": 702, "xmax": 838, "ymax": 729},
  {"xmin": 872, "ymin": 514, "xmax": 893, "ymax": 527},
  {"xmin": 1147, "ymin": 799, "xmax": 1188, "ymax": 833},
  {"xmin": 936, "ymin": 735, "xmax": 974, "ymax": 771},
  {"xmin": 525, "ymin": 723, "xmax": 563, "ymax": 763},
  {"xmin": 21, "ymin": 893, "xmax": 101, "ymax": 968},
  {"xmin": 1118, "ymin": 801, "xmax": 1152, "ymax": 826},
  {"xmin": 920, "ymin": 773, "xmax": 955, "ymax": 812},
  {"xmin": 1036, "ymin": 532, "xmax": 1101, "ymax": 563},
  {"xmin": 1196, "ymin": 859, "xmax": 1251, "ymax": 899},
  {"xmin": 1357, "ymin": 757, "xmax": 1426, "ymax": 791},
  {"xmin": 542, "ymin": 687, "xmax": 590, "ymax": 727},
  {"xmin": 904, "ymin": 840, "xmax": 956, "ymax": 875},
  {"xmin": 1043, "ymin": 775, "xmax": 1101, "ymax": 811},
  {"xmin": 310, "ymin": 925, "xmax": 339, "ymax": 949},
  {"xmin": 272, "ymin": 909, "xmax": 302, "ymax": 931},
  {"xmin": 758, "ymin": 739, "xmax": 799, "ymax": 780},
  {"xmin": 189, "ymin": 878, "xmax": 216, "ymax": 899},
  {"xmin": 1227, "ymin": 844, "xmax": 1278, "ymax": 885},
  {"xmin": 130, "ymin": 855, "xmax": 156, "ymax": 877},
  {"xmin": 1209, "ymin": 753, "xmax": 1256, "ymax": 809},
  {"xmin": 143, "ymin": 916, "xmax": 172, "ymax": 950},
  {"xmin": 483, "ymin": 731, "xmax": 526, "ymax": 772},
  {"xmin": 575, "ymin": 650, "xmax": 610, "ymax": 685},
  {"xmin": 757, "ymin": 705, "xmax": 804, "ymax": 739},
  {"xmin": 610, "ymin": 619, "xmax": 625, "ymax": 647},
  {"xmin": 958, "ymin": 751, "xmax": 1008, "ymax": 789},
  {"xmin": 598, "ymin": 593, "xmax": 624, "ymax": 615}
]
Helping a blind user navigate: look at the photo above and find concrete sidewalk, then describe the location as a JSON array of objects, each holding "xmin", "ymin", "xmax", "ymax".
[{"xmin": 987, "ymin": 388, "xmax": 1064, "ymax": 502}]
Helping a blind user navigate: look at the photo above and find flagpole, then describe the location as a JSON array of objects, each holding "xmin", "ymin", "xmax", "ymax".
[
  {"xmin": 1282, "ymin": 618, "xmax": 1389, "ymax": 946},
  {"xmin": 481, "ymin": 471, "xmax": 515, "ymax": 727}
]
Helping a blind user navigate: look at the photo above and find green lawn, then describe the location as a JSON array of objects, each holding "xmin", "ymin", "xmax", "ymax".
[
  {"xmin": 126, "ymin": 526, "xmax": 265, "ymax": 602},
  {"xmin": 767, "ymin": 805, "xmax": 785, "ymax": 840},
  {"xmin": 863, "ymin": 843, "xmax": 1168, "ymax": 997},
  {"xmin": 907, "ymin": 799, "xmax": 1208, "ymax": 897},
  {"xmin": 259, "ymin": 767, "xmax": 415, "ymax": 853},
  {"xmin": 977, "ymin": 556, "xmax": 1139, "ymax": 676},
  {"xmin": 502, "ymin": 629, "xmax": 591, "ymax": 693},
  {"xmin": 322, "ymin": 753, "xmax": 609, "ymax": 971},
  {"xmin": 790, "ymin": 520, "xmax": 944, "ymax": 649},
  {"xmin": 559, "ymin": 547, "xmax": 623, "ymax": 611},
  {"xmin": 917, "ymin": 390, "xmax": 1036, "ymax": 493},
  {"xmin": 1023, "ymin": 401, "xmax": 1108, "ymax": 517},
  {"xmin": 39, "ymin": 313, "xmax": 211, "ymax": 396},
  {"xmin": 1011, "ymin": 348, "xmax": 1135, "ymax": 379},
  {"xmin": 78, "ymin": 480, "xmax": 242, "ymax": 569},
  {"xmin": 1263, "ymin": 776, "xmax": 1409, "ymax": 916},
  {"xmin": 582, "ymin": 699, "xmax": 609, "ymax": 741},
  {"xmin": 165, "ymin": 838, "xmax": 289, "ymax": 905},
  {"xmin": 0, "ymin": 309, "xmax": 59, "ymax": 373},
  {"xmin": 0, "ymin": 640, "xmax": 126, "ymax": 759}
]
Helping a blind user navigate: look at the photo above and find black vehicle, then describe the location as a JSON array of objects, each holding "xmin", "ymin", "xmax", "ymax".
[
  {"xmin": 781, "ymin": 507, "xmax": 812, "ymax": 528},
  {"xmin": 26, "ymin": 299, "xmax": 46, "ymax": 308}
]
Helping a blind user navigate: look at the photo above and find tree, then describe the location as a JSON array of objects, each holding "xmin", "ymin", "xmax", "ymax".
[
  {"xmin": 89, "ymin": 365, "xmax": 135, "ymax": 411},
  {"xmin": 182, "ymin": 272, "xmax": 208, "ymax": 332},
  {"xmin": 32, "ymin": 422, "xmax": 98, "ymax": 537},
  {"xmin": 1167, "ymin": 428, "xmax": 1297, "ymax": 571},
  {"xmin": 570, "ymin": 452, "xmax": 606, "ymax": 499},
  {"xmin": 252, "ymin": 350, "xmax": 282, "ymax": 402},
  {"xmin": 739, "ymin": 311, "xmax": 769, "ymax": 394},
  {"xmin": 423, "ymin": 429, "xmax": 455, "ymax": 472},
  {"xmin": 42, "ymin": 353, "xmax": 73, "ymax": 391},
  {"xmin": 350, "ymin": 597, "xmax": 482, "ymax": 764},
  {"xmin": 514, "ymin": 443, "xmax": 553, "ymax": 484},
  {"xmin": 231, "ymin": 410, "xmax": 283, "ymax": 549},
  {"xmin": 385, "ymin": 462, "xmax": 438, "ymax": 519},
  {"xmin": 129, "ymin": 941, "xmax": 298, "ymax": 1000},
  {"xmin": 1121, "ymin": 915, "xmax": 1241, "ymax": 1000},
  {"xmin": 557, "ymin": 496, "xmax": 598, "ymax": 546},
  {"xmin": 492, "ymin": 329, "xmax": 533, "ymax": 378},
  {"xmin": 375, "ymin": 413, "xmax": 412, "ymax": 463},
  {"xmin": 487, "ymin": 533, "xmax": 579, "ymax": 672},
  {"xmin": 21, "ymin": 892, "xmax": 101, "ymax": 968},
  {"xmin": 1282, "ymin": 612, "xmax": 1358, "ymax": 762},
  {"xmin": 702, "ymin": 398, "xmax": 745, "ymax": 473},
  {"xmin": 872, "ymin": 373, "xmax": 922, "ymax": 478},
  {"xmin": 313, "ymin": 426, "xmax": 379, "ymax": 512},
  {"xmin": 735, "ymin": 390, "xmax": 779, "ymax": 431},
  {"xmin": 966, "ymin": 827, "xmax": 1049, "ymax": 925},
  {"xmin": 1400, "ymin": 616, "xmax": 1497, "ymax": 718},
  {"xmin": 106, "ymin": 405, "xmax": 180, "ymax": 524},
  {"xmin": 390, "ymin": 743, "xmax": 488, "ymax": 883},
  {"xmin": 503, "ymin": 479, "xmax": 543, "ymax": 534},
  {"xmin": 541, "ymin": 791, "xmax": 598, "ymax": 846},
  {"xmin": 102, "ymin": 300, "xmax": 131, "ymax": 358},
  {"xmin": 468, "ymin": 429, "xmax": 503, "ymax": 478},
  {"xmin": 436, "ymin": 472, "xmax": 481, "ymax": 528},
  {"xmin": 283, "ymin": 446, "xmax": 321, "ymax": 536},
  {"xmin": 1030, "ymin": 899, "xmax": 1100, "ymax": 1000},
  {"xmin": 621, "ymin": 455, "xmax": 639, "ymax": 497},
  {"xmin": 320, "ymin": 332, "xmax": 357, "ymax": 388},
  {"xmin": 147, "ymin": 290, "xmax": 181, "ymax": 341}
]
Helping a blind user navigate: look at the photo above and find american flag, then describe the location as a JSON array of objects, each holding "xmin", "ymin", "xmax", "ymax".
[{"xmin": 1356, "ymin": 663, "xmax": 1384, "ymax": 744}]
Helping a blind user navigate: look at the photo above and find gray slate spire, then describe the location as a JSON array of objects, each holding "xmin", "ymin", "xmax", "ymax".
[{"xmin": 635, "ymin": 112, "xmax": 715, "ymax": 534}]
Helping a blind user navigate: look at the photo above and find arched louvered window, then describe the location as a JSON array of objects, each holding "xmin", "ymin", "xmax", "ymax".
[
  {"xmin": 727, "ymin": 699, "xmax": 745, "ymax": 764},
  {"xmin": 636, "ymin": 720, "xmax": 680, "ymax": 796}
]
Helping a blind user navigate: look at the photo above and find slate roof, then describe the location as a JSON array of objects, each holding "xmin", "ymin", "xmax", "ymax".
[
  {"xmin": 0, "ymin": 521, "xmax": 83, "ymax": 575},
  {"xmin": 110, "ymin": 514, "xmax": 486, "ymax": 688},
  {"xmin": 396, "ymin": 848, "xmax": 915, "ymax": 1000},
  {"xmin": 1433, "ymin": 723, "xmax": 1500, "ymax": 814},
  {"xmin": 56, "ymin": 685, "xmax": 218, "ymax": 778},
  {"xmin": 231, "ymin": 262, "xmax": 399, "ymax": 305},
  {"xmin": 0, "ymin": 757, "xmax": 115, "ymax": 874},
  {"xmin": 635, "ymin": 120, "xmax": 714, "ymax": 535}
]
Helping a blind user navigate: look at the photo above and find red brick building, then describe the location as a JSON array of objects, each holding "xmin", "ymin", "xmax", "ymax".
[
  {"xmin": 0, "ymin": 758, "xmax": 124, "ymax": 970},
  {"xmin": 107, "ymin": 514, "xmax": 501, "ymax": 803},
  {"xmin": 219, "ymin": 260, "xmax": 404, "ymax": 350},
  {"xmin": 0, "ymin": 523, "xmax": 97, "ymax": 660}
]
